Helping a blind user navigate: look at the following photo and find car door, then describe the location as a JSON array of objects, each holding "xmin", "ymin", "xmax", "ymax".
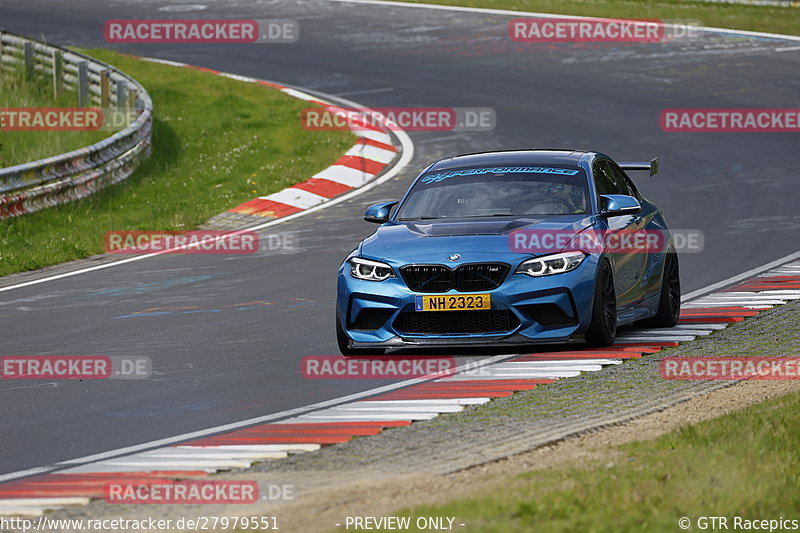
[
  {"xmin": 593, "ymin": 159, "xmax": 646, "ymax": 310},
  {"xmin": 606, "ymin": 160, "xmax": 661, "ymax": 300}
]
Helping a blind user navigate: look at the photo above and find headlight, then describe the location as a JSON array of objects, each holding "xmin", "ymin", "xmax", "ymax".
[
  {"xmin": 349, "ymin": 257, "xmax": 396, "ymax": 281},
  {"xmin": 515, "ymin": 252, "xmax": 586, "ymax": 277}
]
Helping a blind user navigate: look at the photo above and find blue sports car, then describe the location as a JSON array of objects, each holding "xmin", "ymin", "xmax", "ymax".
[{"xmin": 336, "ymin": 149, "xmax": 680, "ymax": 355}]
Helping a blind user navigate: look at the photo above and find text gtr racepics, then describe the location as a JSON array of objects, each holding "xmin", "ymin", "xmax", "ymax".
[{"xmin": 336, "ymin": 149, "xmax": 680, "ymax": 355}]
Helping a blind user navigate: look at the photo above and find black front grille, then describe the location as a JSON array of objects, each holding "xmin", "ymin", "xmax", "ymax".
[
  {"xmin": 455, "ymin": 263, "xmax": 509, "ymax": 291},
  {"xmin": 400, "ymin": 263, "xmax": 509, "ymax": 293},
  {"xmin": 350, "ymin": 308, "xmax": 395, "ymax": 330},
  {"xmin": 395, "ymin": 310, "xmax": 519, "ymax": 335},
  {"xmin": 401, "ymin": 265, "xmax": 452, "ymax": 292}
]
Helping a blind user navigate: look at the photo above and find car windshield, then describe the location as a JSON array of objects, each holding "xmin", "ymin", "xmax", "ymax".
[{"xmin": 395, "ymin": 165, "xmax": 590, "ymax": 220}]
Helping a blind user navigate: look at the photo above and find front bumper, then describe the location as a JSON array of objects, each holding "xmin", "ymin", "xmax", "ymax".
[{"xmin": 337, "ymin": 256, "xmax": 600, "ymax": 349}]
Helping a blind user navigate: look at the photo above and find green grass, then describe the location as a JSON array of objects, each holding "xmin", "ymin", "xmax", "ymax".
[
  {"xmin": 392, "ymin": 0, "xmax": 800, "ymax": 37},
  {"xmin": 357, "ymin": 390, "xmax": 800, "ymax": 533},
  {"xmin": 0, "ymin": 66, "xmax": 109, "ymax": 167},
  {"xmin": 0, "ymin": 49, "xmax": 354, "ymax": 276}
]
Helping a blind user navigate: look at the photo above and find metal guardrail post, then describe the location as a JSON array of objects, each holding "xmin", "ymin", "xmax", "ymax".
[
  {"xmin": 23, "ymin": 41, "xmax": 33, "ymax": 79},
  {"xmin": 52, "ymin": 50, "xmax": 64, "ymax": 98},
  {"xmin": 77, "ymin": 60, "xmax": 89, "ymax": 106},
  {"xmin": 100, "ymin": 69, "xmax": 110, "ymax": 107},
  {"xmin": 127, "ymin": 88, "xmax": 138, "ymax": 111},
  {"xmin": 0, "ymin": 30, "xmax": 5, "ymax": 80},
  {"xmin": 117, "ymin": 79, "xmax": 127, "ymax": 110}
]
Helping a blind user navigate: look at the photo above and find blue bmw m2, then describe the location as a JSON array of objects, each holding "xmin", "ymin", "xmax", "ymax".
[{"xmin": 336, "ymin": 149, "xmax": 680, "ymax": 355}]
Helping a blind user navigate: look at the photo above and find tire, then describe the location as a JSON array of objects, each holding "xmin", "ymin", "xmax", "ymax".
[
  {"xmin": 585, "ymin": 261, "xmax": 617, "ymax": 347},
  {"xmin": 639, "ymin": 251, "xmax": 681, "ymax": 328},
  {"xmin": 336, "ymin": 312, "xmax": 385, "ymax": 356}
]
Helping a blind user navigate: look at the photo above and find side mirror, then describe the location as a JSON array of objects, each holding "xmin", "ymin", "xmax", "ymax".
[
  {"xmin": 600, "ymin": 194, "xmax": 641, "ymax": 217},
  {"xmin": 364, "ymin": 201, "xmax": 398, "ymax": 223}
]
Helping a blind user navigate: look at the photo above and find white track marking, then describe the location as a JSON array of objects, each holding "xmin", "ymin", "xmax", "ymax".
[
  {"xmin": 261, "ymin": 188, "xmax": 328, "ymax": 209},
  {"xmin": 680, "ymin": 302, "xmax": 772, "ymax": 309},
  {"xmin": 635, "ymin": 329, "xmax": 713, "ymax": 336},
  {"xmin": 312, "ymin": 165, "xmax": 375, "ymax": 187},
  {"xmin": 492, "ymin": 363, "xmax": 604, "ymax": 372},
  {"xmin": 0, "ymin": 507, "xmax": 46, "ymax": 517},
  {"xmin": 704, "ymin": 290, "xmax": 800, "ymax": 297},
  {"xmin": 58, "ymin": 464, "xmax": 219, "ymax": 474},
  {"xmin": 345, "ymin": 144, "xmax": 397, "ymax": 163},
  {"xmin": 136, "ymin": 449, "xmax": 287, "ymax": 460},
  {"xmin": 500, "ymin": 359, "xmax": 622, "ymax": 366},
  {"xmin": 286, "ymin": 413, "xmax": 439, "ymax": 422},
  {"xmin": 141, "ymin": 57, "xmax": 187, "ymax": 67},
  {"xmin": 688, "ymin": 299, "xmax": 787, "ymax": 306},
  {"xmin": 355, "ymin": 129, "xmax": 394, "ymax": 144},
  {"xmin": 671, "ymin": 323, "xmax": 728, "ymax": 330},
  {"xmin": 217, "ymin": 72, "xmax": 258, "ymax": 83},
  {"xmin": 444, "ymin": 371, "xmax": 580, "ymax": 379},
  {"xmin": 92, "ymin": 458, "xmax": 253, "ymax": 469},
  {"xmin": 616, "ymin": 335, "xmax": 697, "ymax": 341},
  {"xmin": 0, "ymin": 498, "xmax": 90, "ymax": 507},
  {"xmin": 281, "ymin": 88, "xmax": 323, "ymax": 102},
  {"xmin": 334, "ymin": 404, "xmax": 465, "ymax": 413},
  {"xmin": 176, "ymin": 444, "xmax": 320, "ymax": 452},
  {"xmin": 353, "ymin": 399, "xmax": 489, "ymax": 406}
]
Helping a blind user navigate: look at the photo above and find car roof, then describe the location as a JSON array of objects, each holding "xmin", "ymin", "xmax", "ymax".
[{"xmin": 427, "ymin": 149, "xmax": 593, "ymax": 172}]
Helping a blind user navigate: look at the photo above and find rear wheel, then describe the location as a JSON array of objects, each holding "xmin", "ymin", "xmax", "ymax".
[
  {"xmin": 639, "ymin": 251, "xmax": 681, "ymax": 328},
  {"xmin": 336, "ymin": 312, "xmax": 385, "ymax": 356},
  {"xmin": 585, "ymin": 261, "xmax": 617, "ymax": 347}
]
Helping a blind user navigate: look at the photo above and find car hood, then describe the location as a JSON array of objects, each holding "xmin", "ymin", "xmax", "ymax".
[{"xmin": 359, "ymin": 215, "xmax": 595, "ymax": 264}]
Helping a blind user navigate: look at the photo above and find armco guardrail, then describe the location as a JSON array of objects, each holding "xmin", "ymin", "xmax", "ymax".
[{"xmin": 0, "ymin": 30, "xmax": 152, "ymax": 219}]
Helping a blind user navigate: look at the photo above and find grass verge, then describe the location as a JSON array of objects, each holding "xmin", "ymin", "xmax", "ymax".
[
  {"xmin": 0, "ymin": 49, "xmax": 353, "ymax": 276},
  {"xmin": 359, "ymin": 388, "xmax": 800, "ymax": 533},
  {"xmin": 392, "ymin": 0, "xmax": 800, "ymax": 37},
  {"xmin": 0, "ymin": 65, "xmax": 109, "ymax": 167}
]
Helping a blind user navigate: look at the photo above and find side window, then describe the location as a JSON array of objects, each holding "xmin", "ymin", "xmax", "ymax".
[
  {"xmin": 593, "ymin": 161, "xmax": 624, "ymax": 196},
  {"xmin": 606, "ymin": 161, "xmax": 641, "ymax": 200}
]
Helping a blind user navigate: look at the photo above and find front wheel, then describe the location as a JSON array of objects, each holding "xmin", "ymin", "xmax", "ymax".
[
  {"xmin": 336, "ymin": 312, "xmax": 385, "ymax": 356},
  {"xmin": 585, "ymin": 261, "xmax": 617, "ymax": 347}
]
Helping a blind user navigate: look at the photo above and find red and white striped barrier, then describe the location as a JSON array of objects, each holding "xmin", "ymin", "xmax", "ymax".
[{"xmin": 141, "ymin": 58, "xmax": 399, "ymax": 229}]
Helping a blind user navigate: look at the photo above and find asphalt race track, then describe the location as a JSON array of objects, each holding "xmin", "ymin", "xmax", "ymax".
[{"xmin": 1, "ymin": 0, "xmax": 799, "ymax": 477}]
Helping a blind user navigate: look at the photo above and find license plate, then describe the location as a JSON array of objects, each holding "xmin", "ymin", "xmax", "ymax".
[{"xmin": 414, "ymin": 294, "xmax": 491, "ymax": 312}]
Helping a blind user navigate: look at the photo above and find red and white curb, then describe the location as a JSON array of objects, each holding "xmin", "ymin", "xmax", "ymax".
[
  {"xmin": 141, "ymin": 58, "xmax": 401, "ymax": 230},
  {"xmin": 2, "ymin": 260, "xmax": 799, "ymax": 516}
]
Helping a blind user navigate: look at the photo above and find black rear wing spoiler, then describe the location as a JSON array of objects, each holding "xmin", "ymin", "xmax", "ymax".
[{"xmin": 619, "ymin": 157, "xmax": 659, "ymax": 177}]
